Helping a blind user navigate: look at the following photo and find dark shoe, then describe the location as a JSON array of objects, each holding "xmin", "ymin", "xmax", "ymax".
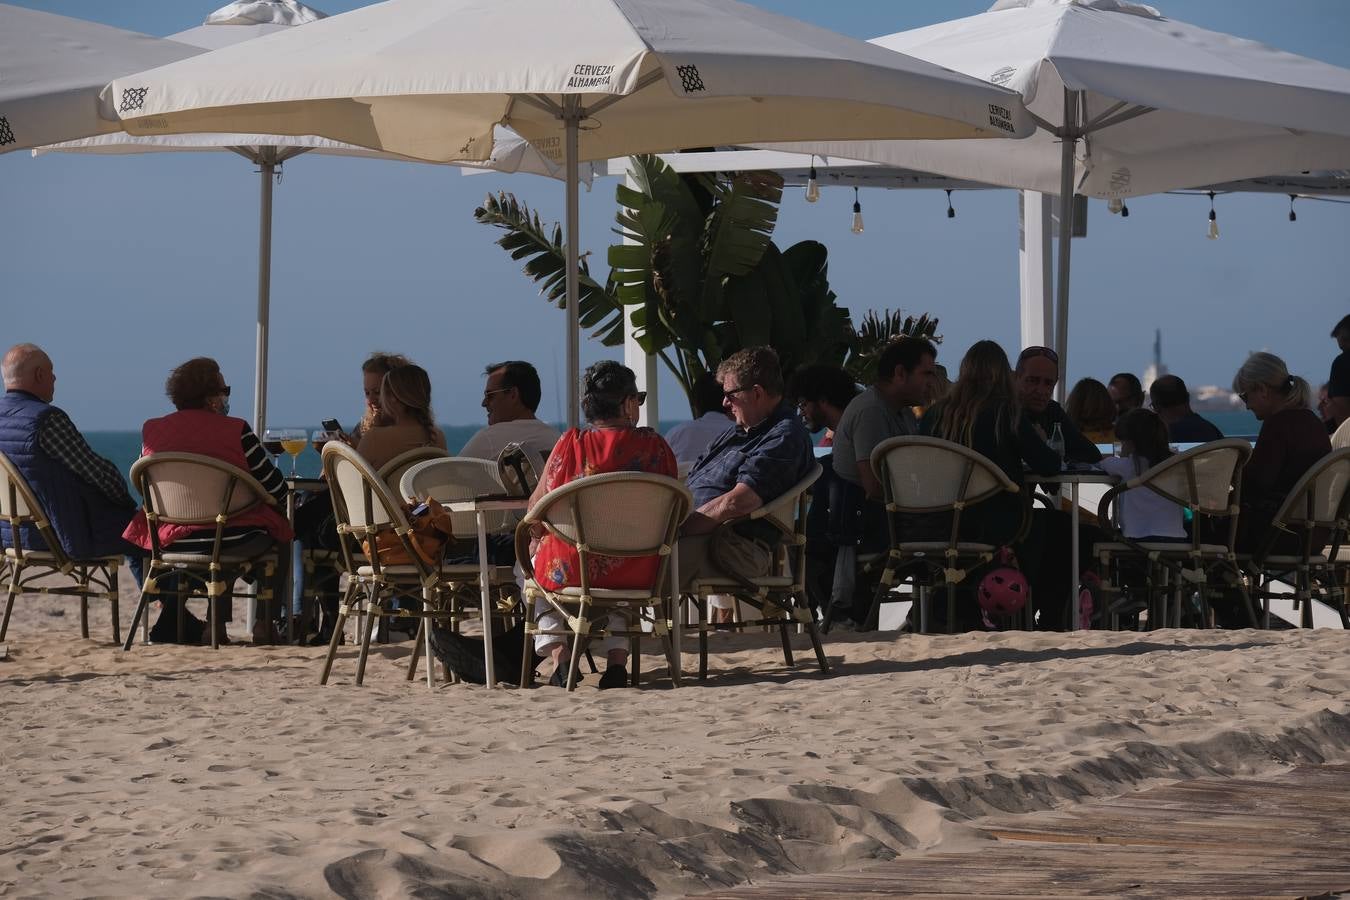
[
  {"xmin": 149, "ymin": 609, "xmax": 205, "ymax": 645},
  {"xmin": 429, "ymin": 625, "xmax": 488, "ymax": 685},
  {"xmin": 548, "ymin": 662, "xmax": 582, "ymax": 688},
  {"xmin": 598, "ymin": 664, "xmax": 628, "ymax": 690}
]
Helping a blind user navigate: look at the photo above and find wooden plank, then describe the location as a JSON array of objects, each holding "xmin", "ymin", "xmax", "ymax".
[{"xmin": 690, "ymin": 765, "xmax": 1350, "ymax": 899}]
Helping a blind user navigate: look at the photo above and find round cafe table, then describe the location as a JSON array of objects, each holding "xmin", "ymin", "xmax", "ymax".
[{"xmin": 1025, "ymin": 469, "xmax": 1119, "ymax": 630}]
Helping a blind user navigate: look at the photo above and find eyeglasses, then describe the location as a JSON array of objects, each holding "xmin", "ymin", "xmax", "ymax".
[
  {"xmin": 722, "ymin": 384, "xmax": 753, "ymax": 400},
  {"xmin": 1017, "ymin": 346, "xmax": 1060, "ymax": 366},
  {"xmin": 217, "ymin": 385, "xmax": 231, "ymax": 396},
  {"xmin": 481, "ymin": 387, "xmax": 512, "ymax": 402},
  {"xmin": 635, "ymin": 391, "xmax": 647, "ymax": 406}
]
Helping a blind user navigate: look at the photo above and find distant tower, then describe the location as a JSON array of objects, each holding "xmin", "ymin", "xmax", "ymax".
[{"xmin": 1143, "ymin": 327, "xmax": 1168, "ymax": 390}]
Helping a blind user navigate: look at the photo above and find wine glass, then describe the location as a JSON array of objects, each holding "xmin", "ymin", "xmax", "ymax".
[
  {"xmin": 261, "ymin": 427, "xmax": 286, "ymax": 460},
  {"xmin": 311, "ymin": 429, "xmax": 339, "ymax": 459},
  {"xmin": 275, "ymin": 428, "xmax": 309, "ymax": 477}
]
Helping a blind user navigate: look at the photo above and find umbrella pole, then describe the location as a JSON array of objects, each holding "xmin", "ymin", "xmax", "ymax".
[
  {"xmin": 1053, "ymin": 90, "xmax": 1079, "ymax": 402},
  {"xmin": 254, "ymin": 151, "xmax": 276, "ymax": 434},
  {"xmin": 563, "ymin": 97, "xmax": 581, "ymax": 430}
]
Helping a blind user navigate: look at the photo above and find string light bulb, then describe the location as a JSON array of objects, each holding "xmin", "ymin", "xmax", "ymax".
[
  {"xmin": 1107, "ymin": 197, "xmax": 1123, "ymax": 214},
  {"xmin": 1288, "ymin": 194, "xmax": 1298, "ymax": 222},
  {"xmin": 945, "ymin": 189, "xmax": 956, "ymax": 219},
  {"xmin": 805, "ymin": 156, "xmax": 820, "ymax": 203},
  {"xmin": 1207, "ymin": 190, "xmax": 1219, "ymax": 240},
  {"xmin": 850, "ymin": 187, "xmax": 864, "ymax": 234}
]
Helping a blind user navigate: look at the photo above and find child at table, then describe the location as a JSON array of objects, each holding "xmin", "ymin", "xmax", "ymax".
[{"xmin": 1099, "ymin": 409, "xmax": 1186, "ymax": 541}]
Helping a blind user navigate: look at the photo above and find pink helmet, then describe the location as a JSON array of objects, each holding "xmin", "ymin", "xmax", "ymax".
[{"xmin": 978, "ymin": 566, "xmax": 1029, "ymax": 616}]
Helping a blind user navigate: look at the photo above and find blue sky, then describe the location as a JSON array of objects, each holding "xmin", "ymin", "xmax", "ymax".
[{"xmin": 3, "ymin": 0, "xmax": 1348, "ymax": 430}]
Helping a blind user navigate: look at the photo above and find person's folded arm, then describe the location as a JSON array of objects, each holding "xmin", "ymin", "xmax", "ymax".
[
  {"xmin": 1018, "ymin": 415, "xmax": 1062, "ymax": 477},
  {"xmin": 1061, "ymin": 413, "xmax": 1103, "ymax": 463},
  {"xmin": 681, "ymin": 483, "xmax": 764, "ymax": 535},
  {"xmin": 240, "ymin": 424, "xmax": 288, "ymax": 503}
]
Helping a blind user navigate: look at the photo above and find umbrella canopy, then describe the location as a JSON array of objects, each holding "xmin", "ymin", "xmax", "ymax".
[
  {"xmin": 759, "ymin": 0, "xmax": 1350, "ymax": 392},
  {"xmin": 763, "ymin": 0, "xmax": 1350, "ymax": 199},
  {"xmin": 103, "ymin": 0, "xmax": 1034, "ymax": 162},
  {"xmin": 0, "ymin": 4, "xmax": 200, "ymax": 154}
]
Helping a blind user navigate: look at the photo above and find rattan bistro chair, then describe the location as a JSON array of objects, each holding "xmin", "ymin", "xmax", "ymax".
[
  {"xmin": 377, "ymin": 446, "xmax": 450, "ymax": 495},
  {"xmin": 516, "ymin": 472, "xmax": 692, "ymax": 691},
  {"xmin": 866, "ymin": 437, "xmax": 1023, "ymax": 634},
  {"xmin": 1093, "ymin": 439, "xmax": 1254, "ymax": 629},
  {"xmin": 123, "ymin": 453, "xmax": 285, "ymax": 650},
  {"xmin": 684, "ymin": 464, "xmax": 828, "ymax": 681},
  {"xmin": 400, "ymin": 456, "xmax": 522, "ymax": 626},
  {"xmin": 0, "ymin": 451, "xmax": 124, "ymax": 644},
  {"xmin": 1240, "ymin": 448, "xmax": 1350, "ymax": 629},
  {"xmin": 322, "ymin": 442, "xmax": 461, "ymax": 687}
]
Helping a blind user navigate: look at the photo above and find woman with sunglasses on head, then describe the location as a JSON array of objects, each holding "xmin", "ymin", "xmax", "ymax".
[
  {"xmin": 123, "ymin": 357, "xmax": 292, "ymax": 645},
  {"xmin": 1232, "ymin": 352, "xmax": 1330, "ymax": 554},
  {"xmin": 524, "ymin": 360, "xmax": 678, "ymax": 689}
]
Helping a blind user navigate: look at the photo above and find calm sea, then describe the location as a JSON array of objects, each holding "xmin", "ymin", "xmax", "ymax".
[{"xmin": 85, "ymin": 410, "xmax": 1261, "ymax": 488}]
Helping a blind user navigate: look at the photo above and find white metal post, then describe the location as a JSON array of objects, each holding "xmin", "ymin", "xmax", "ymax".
[{"xmin": 1018, "ymin": 191, "xmax": 1054, "ymax": 350}]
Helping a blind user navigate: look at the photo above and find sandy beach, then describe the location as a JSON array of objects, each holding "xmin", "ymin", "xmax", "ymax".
[{"xmin": 3, "ymin": 571, "xmax": 1349, "ymax": 899}]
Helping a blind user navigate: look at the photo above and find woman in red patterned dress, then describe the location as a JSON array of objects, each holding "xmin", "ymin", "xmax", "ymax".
[{"xmin": 528, "ymin": 360, "xmax": 677, "ymax": 688}]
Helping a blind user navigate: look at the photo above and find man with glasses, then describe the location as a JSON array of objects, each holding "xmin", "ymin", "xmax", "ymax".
[
  {"xmin": 1014, "ymin": 346, "xmax": 1102, "ymax": 630},
  {"xmin": 0, "ymin": 343, "xmax": 140, "ymax": 565},
  {"xmin": 679, "ymin": 347, "xmax": 813, "ymax": 591},
  {"xmin": 1014, "ymin": 346, "xmax": 1102, "ymax": 464},
  {"xmin": 460, "ymin": 360, "xmax": 560, "ymax": 466}
]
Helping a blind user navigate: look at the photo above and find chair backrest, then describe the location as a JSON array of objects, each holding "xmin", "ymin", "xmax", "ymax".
[
  {"xmin": 0, "ymin": 450, "xmax": 66, "ymax": 565},
  {"xmin": 401, "ymin": 457, "xmax": 511, "ymax": 534},
  {"xmin": 496, "ymin": 442, "xmax": 541, "ymax": 498},
  {"xmin": 377, "ymin": 446, "xmax": 450, "ymax": 496},
  {"xmin": 524, "ymin": 472, "xmax": 692, "ymax": 593},
  {"xmin": 750, "ymin": 462, "xmax": 822, "ymax": 538},
  {"xmin": 130, "ymin": 452, "xmax": 273, "ymax": 527},
  {"xmin": 871, "ymin": 436, "xmax": 1018, "ymax": 513},
  {"xmin": 1127, "ymin": 438, "xmax": 1251, "ymax": 517},
  {"xmin": 323, "ymin": 441, "xmax": 407, "ymax": 531},
  {"xmin": 1270, "ymin": 447, "xmax": 1350, "ymax": 530}
]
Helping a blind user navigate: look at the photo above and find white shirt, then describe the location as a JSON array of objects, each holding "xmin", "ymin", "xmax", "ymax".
[
  {"xmin": 1100, "ymin": 455, "xmax": 1187, "ymax": 540},
  {"xmin": 1332, "ymin": 417, "xmax": 1350, "ymax": 450},
  {"xmin": 459, "ymin": 418, "xmax": 561, "ymax": 466},
  {"xmin": 664, "ymin": 411, "xmax": 733, "ymax": 466}
]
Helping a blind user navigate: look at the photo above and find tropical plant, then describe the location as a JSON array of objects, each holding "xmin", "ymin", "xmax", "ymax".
[
  {"xmin": 845, "ymin": 310, "xmax": 943, "ymax": 384},
  {"xmin": 474, "ymin": 155, "xmax": 937, "ymax": 415}
]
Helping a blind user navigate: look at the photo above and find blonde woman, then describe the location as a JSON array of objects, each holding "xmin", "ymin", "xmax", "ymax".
[{"xmin": 355, "ymin": 364, "xmax": 447, "ymax": 470}]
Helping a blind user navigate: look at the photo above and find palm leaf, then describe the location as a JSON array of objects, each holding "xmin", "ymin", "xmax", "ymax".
[{"xmin": 472, "ymin": 192, "xmax": 623, "ymax": 344}]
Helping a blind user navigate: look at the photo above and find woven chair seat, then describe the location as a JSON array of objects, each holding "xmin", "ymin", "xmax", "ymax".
[
  {"xmin": 1094, "ymin": 541, "xmax": 1230, "ymax": 557},
  {"xmin": 533, "ymin": 584, "xmax": 663, "ymax": 602},
  {"xmin": 892, "ymin": 541, "xmax": 998, "ymax": 555},
  {"xmin": 159, "ymin": 533, "xmax": 278, "ymax": 565},
  {"xmin": 690, "ymin": 574, "xmax": 796, "ymax": 591},
  {"xmin": 1237, "ymin": 553, "xmax": 1332, "ymax": 568},
  {"xmin": 4, "ymin": 547, "xmax": 123, "ymax": 565}
]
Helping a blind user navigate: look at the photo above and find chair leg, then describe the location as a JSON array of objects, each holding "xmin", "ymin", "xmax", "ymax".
[
  {"xmin": 123, "ymin": 580, "xmax": 155, "ymax": 651},
  {"xmin": 519, "ymin": 595, "xmax": 536, "ymax": 689},
  {"xmin": 805, "ymin": 611, "xmax": 830, "ymax": 676},
  {"xmin": 208, "ymin": 587, "xmax": 219, "ymax": 650},
  {"xmin": 407, "ymin": 619, "xmax": 425, "ymax": 682},
  {"xmin": 423, "ymin": 612, "xmax": 435, "ymax": 689},
  {"xmin": 565, "ymin": 621, "xmax": 585, "ymax": 692},
  {"xmin": 355, "ymin": 590, "xmax": 380, "ymax": 686},
  {"xmin": 697, "ymin": 595, "xmax": 709, "ymax": 682},
  {"xmin": 0, "ymin": 568, "xmax": 19, "ymax": 642},
  {"xmin": 778, "ymin": 604, "xmax": 795, "ymax": 668},
  {"xmin": 318, "ymin": 582, "xmax": 355, "ymax": 685},
  {"xmin": 79, "ymin": 586, "xmax": 89, "ymax": 640},
  {"xmin": 946, "ymin": 583, "xmax": 957, "ymax": 635},
  {"xmin": 108, "ymin": 564, "xmax": 121, "ymax": 647},
  {"xmin": 630, "ymin": 632, "xmax": 640, "ymax": 688}
]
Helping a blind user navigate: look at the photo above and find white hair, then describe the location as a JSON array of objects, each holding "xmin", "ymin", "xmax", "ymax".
[
  {"xmin": 2, "ymin": 343, "xmax": 48, "ymax": 388},
  {"xmin": 1232, "ymin": 351, "xmax": 1312, "ymax": 410}
]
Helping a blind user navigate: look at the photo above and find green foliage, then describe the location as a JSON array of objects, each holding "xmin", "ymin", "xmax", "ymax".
[
  {"xmin": 474, "ymin": 156, "xmax": 939, "ymax": 416},
  {"xmin": 845, "ymin": 310, "xmax": 944, "ymax": 384}
]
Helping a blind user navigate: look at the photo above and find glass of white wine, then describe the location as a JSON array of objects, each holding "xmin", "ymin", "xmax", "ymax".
[{"xmin": 274, "ymin": 428, "xmax": 309, "ymax": 477}]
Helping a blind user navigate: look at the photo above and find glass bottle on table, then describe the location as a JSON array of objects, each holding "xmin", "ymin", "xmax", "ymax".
[{"xmin": 1047, "ymin": 422, "xmax": 1066, "ymax": 468}]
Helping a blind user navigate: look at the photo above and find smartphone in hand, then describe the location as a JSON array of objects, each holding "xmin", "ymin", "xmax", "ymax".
[{"xmin": 321, "ymin": 418, "xmax": 345, "ymax": 435}]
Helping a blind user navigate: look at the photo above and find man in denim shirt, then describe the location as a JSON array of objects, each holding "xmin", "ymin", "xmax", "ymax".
[{"xmin": 680, "ymin": 347, "xmax": 814, "ymax": 589}]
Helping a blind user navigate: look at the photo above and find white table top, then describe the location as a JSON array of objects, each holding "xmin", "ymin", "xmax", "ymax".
[{"xmin": 444, "ymin": 496, "xmax": 530, "ymax": 514}]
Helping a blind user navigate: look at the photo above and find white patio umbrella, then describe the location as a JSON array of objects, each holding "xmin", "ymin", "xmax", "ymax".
[
  {"xmin": 37, "ymin": 2, "xmax": 589, "ymax": 433},
  {"xmin": 0, "ymin": 4, "xmax": 201, "ymax": 154},
  {"xmin": 102, "ymin": 0, "xmax": 1035, "ymax": 428},
  {"xmin": 760, "ymin": 0, "xmax": 1350, "ymax": 391}
]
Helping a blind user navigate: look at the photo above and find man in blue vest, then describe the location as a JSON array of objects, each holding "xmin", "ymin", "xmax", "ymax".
[{"xmin": 0, "ymin": 343, "xmax": 139, "ymax": 564}]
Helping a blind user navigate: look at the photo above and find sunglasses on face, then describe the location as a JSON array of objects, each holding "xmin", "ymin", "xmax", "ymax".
[{"xmin": 722, "ymin": 384, "xmax": 753, "ymax": 400}]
